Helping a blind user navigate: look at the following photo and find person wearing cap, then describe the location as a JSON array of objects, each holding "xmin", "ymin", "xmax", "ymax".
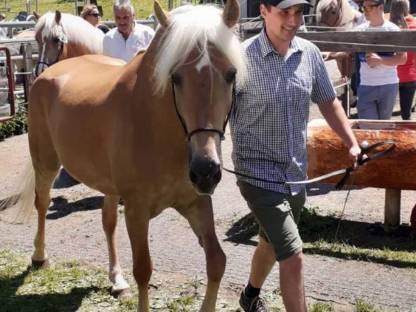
[
  {"xmin": 229, "ymin": 0, "xmax": 361, "ymax": 311},
  {"xmin": 103, "ymin": 0, "xmax": 155, "ymax": 63},
  {"xmin": 81, "ymin": 5, "xmax": 110, "ymax": 34},
  {"xmin": 354, "ymin": 0, "xmax": 406, "ymax": 119}
]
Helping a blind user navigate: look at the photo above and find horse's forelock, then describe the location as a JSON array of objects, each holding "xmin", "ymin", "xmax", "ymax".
[{"xmin": 153, "ymin": 5, "xmax": 246, "ymax": 94}]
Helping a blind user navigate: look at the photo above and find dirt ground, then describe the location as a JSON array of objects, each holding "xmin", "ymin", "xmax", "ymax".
[{"xmin": 0, "ymin": 62, "xmax": 416, "ymax": 311}]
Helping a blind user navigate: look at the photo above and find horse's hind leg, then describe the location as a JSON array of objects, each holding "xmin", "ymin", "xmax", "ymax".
[
  {"xmin": 102, "ymin": 194, "xmax": 131, "ymax": 298},
  {"xmin": 31, "ymin": 161, "xmax": 60, "ymax": 268},
  {"xmin": 178, "ymin": 196, "xmax": 226, "ymax": 312},
  {"xmin": 123, "ymin": 198, "xmax": 152, "ymax": 312}
]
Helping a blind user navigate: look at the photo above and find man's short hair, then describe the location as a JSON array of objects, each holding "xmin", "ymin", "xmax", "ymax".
[
  {"xmin": 113, "ymin": 0, "xmax": 135, "ymax": 15},
  {"xmin": 368, "ymin": 0, "xmax": 384, "ymax": 5}
]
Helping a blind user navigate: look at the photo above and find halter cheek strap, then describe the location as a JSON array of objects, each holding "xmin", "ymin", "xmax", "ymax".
[
  {"xmin": 34, "ymin": 39, "xmax": 65, "ymax": 77},
  {"xmin": 171, "ymin": 78, "xmax": 236, "ymax": 141}
]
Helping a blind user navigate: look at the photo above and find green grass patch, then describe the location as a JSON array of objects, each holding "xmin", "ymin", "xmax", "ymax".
[
  {"xmin": 0, "ymin": 249, "xmax": 403, "ymax": 311},
  {"xmin": 0, "ymin": 249, "xmax": 136, "ymax": 312},
  {"xmin": 0, "ymin": 0, "xmax": 205, "ymax": 20},
  {"xmin": 299, "ymin": 207, "xmax": 416, "ymax": 267}
]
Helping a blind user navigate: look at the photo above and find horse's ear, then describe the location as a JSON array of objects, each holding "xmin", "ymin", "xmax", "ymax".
[
  {"xmin": 223, "ymin": 0, "xmax": 240, "ymax": 28},
  {"xmin": 33, "ymin": 11, "xmax": 40, "ymax": 20},
  {"xmin": 154, "ymin": 0, "xmax": 170, "ymax": 28},
  {"xmin": 55, "ymin": 10, "xmax": 61, "ymax": 24}
]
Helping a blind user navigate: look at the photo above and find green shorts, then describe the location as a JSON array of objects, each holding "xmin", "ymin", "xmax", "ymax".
[{"xmin": 237, "ymin": 180, "xmax": 305, "ymax": 262}]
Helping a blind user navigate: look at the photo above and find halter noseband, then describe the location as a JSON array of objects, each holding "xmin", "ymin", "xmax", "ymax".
[{"xmin": 171, "ymin": 78, "xmax": 236, "ymax": 141}]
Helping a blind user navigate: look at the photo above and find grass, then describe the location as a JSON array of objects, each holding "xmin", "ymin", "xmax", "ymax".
[
  {"xmin": 0, "ymin": 248, "xmax": 395, "ymax": 311},
  {"xmin": 0, "ymin": 0, "xmax": 204, "ymax": 20}
]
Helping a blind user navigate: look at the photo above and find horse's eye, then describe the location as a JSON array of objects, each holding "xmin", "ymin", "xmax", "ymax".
[
  {"xmin": 171, "ymin": 73, "xmax": 182, "ymax": 85},
  {"xmin": 225, "ymin": 69, "xmax": 236, "ymax": 84},
  {"xmin": 53, "ymin": 37, "xmax": 60, "ymax": 43}
]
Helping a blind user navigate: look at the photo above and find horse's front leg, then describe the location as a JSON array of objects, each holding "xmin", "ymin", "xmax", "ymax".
[
  {"xmin": 102, "ymin": 194, "xmax": 130, "ymax": 298},
  {"xmin": 123, "ymin": 198, "xmax": 152, "ymax": 312},
  {"xmin": 179, "ymin": 195, "xmax": 226, "ymax": 312}
]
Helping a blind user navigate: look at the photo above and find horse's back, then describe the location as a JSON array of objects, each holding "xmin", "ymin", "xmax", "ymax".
[{"xmin": 28, "ymin": 55, "xmax": 138, "ymax": 193}]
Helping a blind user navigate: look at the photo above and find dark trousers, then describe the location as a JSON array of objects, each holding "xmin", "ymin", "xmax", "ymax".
[{"xmin": 399, "ymin": 81, "xmax": 416, "ymax": 120}]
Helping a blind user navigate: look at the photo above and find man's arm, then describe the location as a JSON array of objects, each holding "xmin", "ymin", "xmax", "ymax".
[
  {"xmin": 366, "ymin": 52, "xmax": 407, "ymax": 67},
  {"xmin": 317, "ymin": 98, "xmax": 361, "ymax": 162}
]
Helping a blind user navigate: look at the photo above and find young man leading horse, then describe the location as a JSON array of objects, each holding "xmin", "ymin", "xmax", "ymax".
[{"xmin": 229, "ymin": 0, "xmax": 361, "ymax": 311}]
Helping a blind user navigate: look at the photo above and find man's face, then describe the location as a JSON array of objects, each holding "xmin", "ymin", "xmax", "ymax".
[
  {"xmin": 362, "ymin": 0, "xmax": 383, "ymax": 20},
  {"xmin": 261, "ymin": 4, "xmax": 304, "ymax": 44},
  {"xmin": 114, "ymin": 7, "xmax": 134, "ymax": 37}
]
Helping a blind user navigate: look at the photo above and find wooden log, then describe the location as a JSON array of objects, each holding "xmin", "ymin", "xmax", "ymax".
[{"xmin": 307, "ymin": 119, "xmax": 416, "ymax": 190}]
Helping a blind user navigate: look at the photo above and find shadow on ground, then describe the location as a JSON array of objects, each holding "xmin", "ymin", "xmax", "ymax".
[
  {"xmin": 47, "ymin": 196, "xmax": 103, "ymax": 220},
  {"xmin": 225, "ymin": 210, "xmax": 416, "ymax": 268},
  {"xmin": 0, "ymin": 268, "xmax": 100, "ymax": 312}
]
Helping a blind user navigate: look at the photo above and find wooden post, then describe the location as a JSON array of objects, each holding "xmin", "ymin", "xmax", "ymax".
[
  {"xmin": 384, "ymin": 188, "xmax": 401, "ymax": 229},
  {"xmin": 21, "ymin": 43, "xmax": 33, "ymax": 103}
]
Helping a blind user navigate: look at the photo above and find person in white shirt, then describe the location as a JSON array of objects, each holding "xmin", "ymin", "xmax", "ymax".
[
  {"xmin": 355, "ymin": 0, "xmax": 406, "ymax": 119},
  {"xmin": 103, "ymin": 0, "xmax": 155, "ymax": 63}
]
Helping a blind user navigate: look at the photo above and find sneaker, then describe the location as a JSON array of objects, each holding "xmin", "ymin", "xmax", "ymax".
[{"xmin": 239, "ymin": 290, "xmax": 268, "ymax": 312}]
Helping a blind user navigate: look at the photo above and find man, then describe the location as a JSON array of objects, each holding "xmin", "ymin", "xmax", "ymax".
[
  {"xmin": 229, "ymin": 0, "xmax": 361, "ymax": 311},
  {"xmin": 103, "ymin": 0, "xmax": 154, "ymax": 62},
  {"xmin": 355, "ymin": 0, "xmax": 406, "ymax": 119}
]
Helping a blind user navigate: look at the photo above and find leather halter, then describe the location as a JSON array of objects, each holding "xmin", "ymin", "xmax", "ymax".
[
  {"xmin": 171, "ymin": 78, "xmax": 236, "ymax": 141},
  {"xmin": 34, "ymin": 37, "xmax": 65, "ymax": 77}
]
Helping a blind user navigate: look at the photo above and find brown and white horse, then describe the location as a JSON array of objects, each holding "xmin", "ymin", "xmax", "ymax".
[{"xmin": 12, "ymin": 0, "xmax": 246, "ymax": 311}]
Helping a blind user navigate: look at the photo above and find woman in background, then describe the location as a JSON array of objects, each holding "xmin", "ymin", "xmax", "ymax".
[
  {"xmin": 390, "ymin": 0, "xmax": 416, "ymax": 119},
  {"xmin": 81, "ymin": 4, "xmax": 110, "ymax": 34}
]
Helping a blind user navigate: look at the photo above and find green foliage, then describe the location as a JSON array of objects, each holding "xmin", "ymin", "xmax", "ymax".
[{"xmin": 0, "ymin": 108, "xmax": 27, "ymax": 141}]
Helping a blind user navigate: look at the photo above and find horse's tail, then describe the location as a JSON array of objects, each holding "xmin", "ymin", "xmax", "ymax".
[{"xmin": 0, "ymin": 160, "xmax": 36, "ymax": 223}]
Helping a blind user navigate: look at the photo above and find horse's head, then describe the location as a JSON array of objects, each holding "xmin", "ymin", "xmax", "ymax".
[
  {"xmin": 34, "ymin": 11, "xmax": 68, "ymax": 77},
  {"xmin": 317, "ymin": 0, "xmax": 343, "ymax": 27},
  {"xmin": 34, "ymin": 11, "xmax": 103, "ymax": 77},
  {"xmin": 153, "ymin": 0, "xmax": 246, "ymax": 195}
]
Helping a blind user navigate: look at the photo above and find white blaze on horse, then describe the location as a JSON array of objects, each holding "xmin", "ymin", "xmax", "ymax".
[
  {"xmin": 34, "ymin": 11, "xmax": 122, "ymax": 76},
  {"xmin": 11, "ymin": 0, "xmax": 246, "ymax": 311}
]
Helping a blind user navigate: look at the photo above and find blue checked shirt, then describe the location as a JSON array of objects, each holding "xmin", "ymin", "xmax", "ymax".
[{"xmin": 230, "ymin": 29, "xmax": 336, "ymax": 195}]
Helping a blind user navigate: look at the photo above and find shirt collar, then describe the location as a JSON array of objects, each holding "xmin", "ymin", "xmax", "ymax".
[{"xmin": 258, "ymin": 28, "xmax": 303, "ymax": 58}]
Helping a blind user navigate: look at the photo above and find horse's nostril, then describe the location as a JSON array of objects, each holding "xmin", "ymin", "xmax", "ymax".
[
  {"xmin": 189, "ymin": 170, "xmax": 198, "ymax": 184},
  {"xmin": 213, "ymin": 168, "xmax": 222, "ymax": 184}
]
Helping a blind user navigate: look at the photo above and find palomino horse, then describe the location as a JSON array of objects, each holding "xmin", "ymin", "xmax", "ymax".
[
  {"xmin": 34, "ymin": 10, "xmax": 109, "ymax": 76},
  {"xmin": 16, "ymin": 0, "xmax": 246, "ymax": 311},
  {"xmin": 33, "ymin": 10, "xmax": 128, "ymax": 298},
  {"xmin": 316, "ymin": 0, "xmax": 363, "ymax": 30}
]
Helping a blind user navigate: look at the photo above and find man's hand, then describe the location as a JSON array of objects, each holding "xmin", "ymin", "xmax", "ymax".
[
  {"xmin": 365, "ymin": 52, "xmax": 383, "ymax": 67},
  {"xmin": 349, "ymin": 144, "xmax": 361, "ymax": 168}
]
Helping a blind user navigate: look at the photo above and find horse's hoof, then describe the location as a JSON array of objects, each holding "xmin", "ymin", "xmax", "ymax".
[
  {"xmin": 30, "ymin": 259, "xmax": 50, "ymax": 270},
  {"xmin": 111, "ymin": 287, "xmax": 132, "ymax": 299}
]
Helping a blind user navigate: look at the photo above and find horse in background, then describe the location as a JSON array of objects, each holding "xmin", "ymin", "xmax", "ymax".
[
  {"xmin": 10, "ymin": 0, "xmax": 246, "ymax": 311},
  {"xmin": 34, "ymin": 10, "xmax": 120, "ymax": 76},
  {"xmin": 316, "ymin": 0, "xmax": 364, "ymax": 30}
]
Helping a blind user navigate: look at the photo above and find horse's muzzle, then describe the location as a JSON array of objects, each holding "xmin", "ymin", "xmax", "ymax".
[{"xmin": 189, "ymin": 157, "xmax": 222, "ymax": 195}]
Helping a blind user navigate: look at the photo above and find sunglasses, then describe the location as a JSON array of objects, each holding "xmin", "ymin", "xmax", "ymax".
[{"xmin": 88, "ymin": 13, "xmax": 100, "ymax": 17}]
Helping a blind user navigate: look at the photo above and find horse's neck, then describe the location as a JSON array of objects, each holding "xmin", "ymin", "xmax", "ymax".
[{"xmin": 64, "ymin": 42, "xmax": 97, "ymax": 58}]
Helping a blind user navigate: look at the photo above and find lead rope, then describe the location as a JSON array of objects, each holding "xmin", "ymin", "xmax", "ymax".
[{"xmin": 334, "ymin": 174, "xmax": 354, "ymax": 241}]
